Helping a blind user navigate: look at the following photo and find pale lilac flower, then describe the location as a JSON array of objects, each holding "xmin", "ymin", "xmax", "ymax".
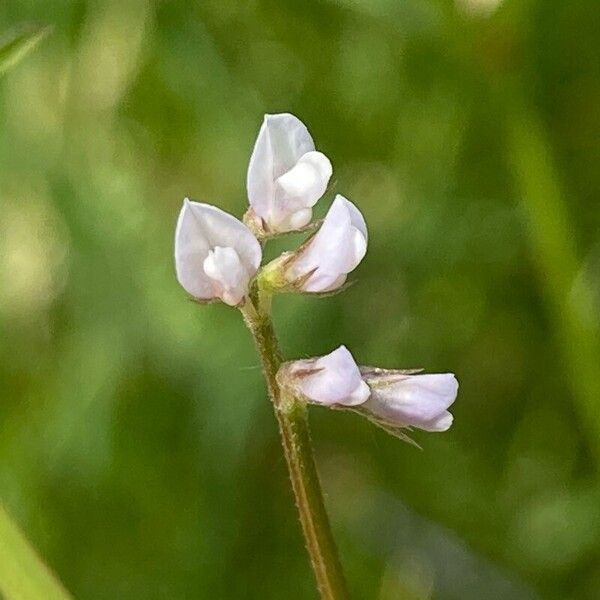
[
  {"xmin": 247, "ymin": 113, "xmax": 332, "ymax": 233},
  {"xmin": 286, "ymin": 195, "xmax": 368, "ymax": 292},
  {"xmin": 362, "ymin": 372, "xmax": 458, "ymax": 432},
  {"xmin": 279, "ymin": 345, "xmax": 370, "ymax": 407},
  {"xmin": 278, "ymin": 347, "xmax": 458, "ymax": 434},
  {"xmin": 175, "ymin": 199, "xmax": 262, "ymax": 306}
]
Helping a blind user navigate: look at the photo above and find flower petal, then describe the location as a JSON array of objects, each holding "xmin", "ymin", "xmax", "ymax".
[
  {"xmin": 419, "ymin": 411, "xmax": 454, "ymax": 432},
  {"xmin": 363, "ymin": 373, "xmax": 458, "ymax": 430},
  {"xmin": 276, "ymin": 151, "xmax": 332, "ymax": 210},
  {"xmin": 289, "ymin": 195, "xmax": 368, "ymax": 292},
  {"xmin": 296, "ymin": 346, "xmax": 370, "ymax": 407},
  {"xmin": 175, "ymin": 201, "xmax": 213, "ymax": 299},
  {"xmin": 344, "ymin": 194, "xmax": 368, "ymax": 241},
  {"xmin": 174, "ymin": 199, "xmax": 261, "ymax": 301},
  {"xmin": 203, "ymin": 246, "xmax": 250, "ymax": 306},
  {"xmin": 286, "ymin": 207, "xmax": 314, "ymax": 231},
  {"xmin": 247, "ymin": 113, "xmax": 315, "ymax": 224}
]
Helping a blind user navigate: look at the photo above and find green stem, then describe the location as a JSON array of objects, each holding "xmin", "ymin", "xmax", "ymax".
[{"xmin": 241, "ymin": 293, "xmax": 350, "ymax": 600}]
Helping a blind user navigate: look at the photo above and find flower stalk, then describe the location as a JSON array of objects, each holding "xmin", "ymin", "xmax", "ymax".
[
  {"xmin": 240, "ymin": 286, "xmax": 350, "ymax": 600},
  {"xmin": 174, "ymin": 111, "xmax": 459, "ymax": 599}
]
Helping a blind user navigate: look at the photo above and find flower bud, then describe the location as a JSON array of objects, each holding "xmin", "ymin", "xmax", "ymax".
[
  {"xmin": 246, "ymin": 113, "xmax": 332, "ymax": 234},
  {"xmin": 285, "ymin": 195, "xmax": 368, "ymax": 292},
  {"xmin": 175, "ymin": 199, "xmax": 262, "ymax": 306},
  {"xmin": 277, "ymin": 345, "xmax": 370, "ymax": 407},
  {"xmin": 361, "ymin": 371, "xmax": 458, "ymax": 432}
]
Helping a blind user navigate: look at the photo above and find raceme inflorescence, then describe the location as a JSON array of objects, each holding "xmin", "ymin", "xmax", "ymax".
[
  {"xmin": 174, "ymin": 113, "xmax": 459, "ymax": 599},
  {"xmin": 175, "ymin": 112, "xmax": 458, "ymax": 439}
]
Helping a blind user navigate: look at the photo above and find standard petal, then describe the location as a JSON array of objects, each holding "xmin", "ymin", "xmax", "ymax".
[
  {"xmin": 175, "ymin": 201, "xmax": 213, "ymax": 299},
  {"xmin": 263, "ymin": 113, "xmax": 315, "ymax": 178},
  {"xmin": 247, "ymin": 120, "xmax": 275, "ymax": 222},
  {"xmin": 344, "ymin": 194, "xmax": 368, "ymax": 241},
  {"xmin": 182, "ymin": 199, "xmax": 261, "ymax": 271},
  {"xmin": 297, "ymin": 346, "xmax": 370, "ymax": 407},
  {"xmin": 346, "ymin": 227, "xmax": 368, "ymax": 272}
]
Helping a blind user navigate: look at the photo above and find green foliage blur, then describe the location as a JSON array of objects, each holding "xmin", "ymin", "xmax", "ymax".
[{"xmin": 1, "ymin": 1, "xmax": 599, "ymax": 598}]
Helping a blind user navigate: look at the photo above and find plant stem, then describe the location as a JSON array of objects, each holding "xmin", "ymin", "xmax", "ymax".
[{"xmin": 241, "ymin": 293, "xmax": 350, "ymax": 600}]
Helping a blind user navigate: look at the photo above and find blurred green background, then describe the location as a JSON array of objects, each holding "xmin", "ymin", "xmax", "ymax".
[{"xmin": 1, "ymin": 1, "xmax": 599, "ymax": 598}]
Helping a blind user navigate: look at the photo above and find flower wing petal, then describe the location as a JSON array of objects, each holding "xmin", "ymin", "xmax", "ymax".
[{"xmin": 276, "ymin": 151, "xmax": 332, "ymax": 210}]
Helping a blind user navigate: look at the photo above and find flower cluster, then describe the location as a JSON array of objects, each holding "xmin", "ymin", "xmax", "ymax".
[
  {"xmin": 277, "ymin": 346, "xmax": 457, "ymax": 435},
  {"xmin": 175, "ymin": 113, "xmax": 458, "ymax": 440}
]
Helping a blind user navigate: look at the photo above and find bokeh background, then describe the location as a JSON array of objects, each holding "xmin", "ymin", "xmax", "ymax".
[{"xmin": 1, "ymin": 1, "xmax": 599, "ymax": 598}]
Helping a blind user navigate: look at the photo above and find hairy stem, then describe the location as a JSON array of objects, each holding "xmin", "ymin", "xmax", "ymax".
[{"xmin": 241, "ymin": 293, "xmax": 350, "ymax": 600}]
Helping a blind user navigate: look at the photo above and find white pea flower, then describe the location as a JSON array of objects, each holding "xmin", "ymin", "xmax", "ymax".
[
  {"xmin": 246, "ymin": 113, "xmax": 333, "ymax": 234},
  {"xmin": 286, "ymin": 194, "xmax": 368, "ymax": 292},
  {"xmin": 175, "ymin": 199, "xmax": 262, "ymax": 306},
  {"xmin": 277, "ymin": 345, "xmax": 370, "ymax": 407},
  {"xmin": 278, "ymin": 347, "xmax": 458, "ymax": 436},
  {"xmin": 361, "ymin": 370, "xmax": 458, "ymax": 432}
]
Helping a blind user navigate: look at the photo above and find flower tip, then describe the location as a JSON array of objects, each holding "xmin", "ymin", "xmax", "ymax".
[
  {"xmin": 450, "ymin": 373, "xmax": 459, "ymax": 392},
  {"xmin": 263, "ymin": 112, "xmax": 294, "ymax": 126},
  {"xmin": 318, "ymin": 153, "xmax": 334, "ymax": 180},
  {"xmin": 181, "ymin": 197, "xmax": 202, "ymax": 215}
]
